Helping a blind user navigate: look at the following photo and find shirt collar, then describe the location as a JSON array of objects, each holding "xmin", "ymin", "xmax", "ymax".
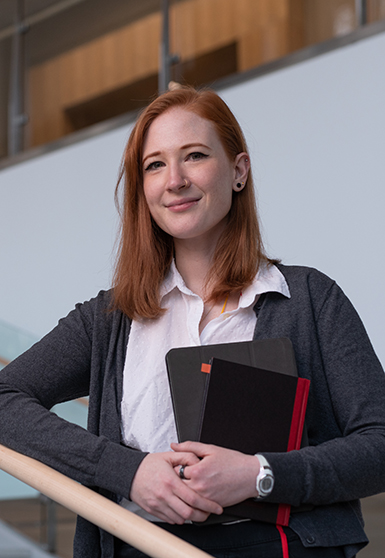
[
  {"xmin": 238, "ymin": 262, "xmax": 291, "ymax": 309},
  {"xmin": 161, "ymin": 260, "xmax": 290, "ymax": 304},
  {"xmin": 160, "ymin": 260, "xmax": 194, "ymax": 299}
]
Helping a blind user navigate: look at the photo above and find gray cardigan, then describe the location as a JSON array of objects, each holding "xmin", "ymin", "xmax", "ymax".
[{"xmin": 1, "ymin": 264, "xmax": 385, "ymax": 558}]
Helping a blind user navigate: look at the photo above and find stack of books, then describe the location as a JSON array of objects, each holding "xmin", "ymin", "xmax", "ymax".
[{"xmin": 166, "ymin": 338, "xmax": 310, "ymax": 526}]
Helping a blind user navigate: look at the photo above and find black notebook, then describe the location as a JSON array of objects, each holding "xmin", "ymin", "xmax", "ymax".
[{"xmin": 199, "ymin": 357, "xmax": 310, "ymax": 525}]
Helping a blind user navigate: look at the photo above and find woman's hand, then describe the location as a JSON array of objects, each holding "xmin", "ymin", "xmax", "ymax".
[
  {"xmin": 171, "ymin": 442, "xmax": 260, "ymax": 507},
  {"xmin": 130, "ymin": 451, "xmax": 223, "ymax": 524}
]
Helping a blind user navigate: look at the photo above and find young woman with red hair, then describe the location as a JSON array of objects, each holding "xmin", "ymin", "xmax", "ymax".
[
  {"xmin": 112, "ymin": 86, "xmax": 266, "ymax": 320},
  {"xmin": 1, "ymin": 87, "xmax": 385, "ymax": 558}
]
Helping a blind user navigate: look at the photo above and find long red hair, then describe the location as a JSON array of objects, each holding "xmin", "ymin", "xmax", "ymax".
[{"xmin": 112, "ymin": 87, "xmax": 270, "ymax": 319}]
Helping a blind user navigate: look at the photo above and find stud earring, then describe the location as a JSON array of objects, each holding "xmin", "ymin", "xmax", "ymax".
[{"xmin": 236, "ymin": 182, "xmax": 244, "ymax": 189}]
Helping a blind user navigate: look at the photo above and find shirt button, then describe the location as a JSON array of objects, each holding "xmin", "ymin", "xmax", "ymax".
[{"xmin": 306, "ymin": 536, "xmax": 316, "ymax": 544}]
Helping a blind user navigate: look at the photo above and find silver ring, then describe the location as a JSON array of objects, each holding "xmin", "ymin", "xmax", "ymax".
[{"xmin": 179, "ymin": 465, "xmax": 186, "ymax": 479}]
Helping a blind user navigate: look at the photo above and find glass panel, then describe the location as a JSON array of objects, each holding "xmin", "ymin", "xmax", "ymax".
[
  {"xmin": 0, "ymin": 0, "xmax": 163, "ymax": 156},
  {"xmin": 1, "ymin": 0, "xmax": 384, "ymax": 159},
  {"xmin": 367, "ymin": 0, "xmax": 385, "ymax": 22},
  {"xmin": 25, "ymin": 0, "xmax": 162, "ymax": 149},
  {"xmin": 0, "ymin": 318, "xmax": 37, "ymax": 369},
  {"xmin": 168, "ymin": 0, "xmax": 362, "ymax": 90},
  {"xmin": 303, "ymin": 0, "xmax": 357, "ymax": 44},
  {"xmin": 0, "ymin": 317, "xmax": 88, "ymax": 501}
]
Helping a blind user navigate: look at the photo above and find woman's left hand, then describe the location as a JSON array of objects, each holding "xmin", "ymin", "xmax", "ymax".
[{"xmin": 171, "ymin": 441, "xmax": 260, "ymax": 507}]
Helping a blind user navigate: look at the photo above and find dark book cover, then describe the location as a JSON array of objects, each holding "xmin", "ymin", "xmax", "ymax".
[{"xmin": 199, "ymin": 357, "xmax": 310, "ymax": 525}]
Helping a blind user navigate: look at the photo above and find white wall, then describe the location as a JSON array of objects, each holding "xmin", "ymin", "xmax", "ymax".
[
  {"xmin": 0, "ymin": 30, "xmax": 384, "ymax": 365},
  {"xmin": 0, "ymin": 127, "xmax": 128, "ymax": 337},
  {"xmin": 220, "ymin": 31, "xmax": 385, "ymax": 367}
]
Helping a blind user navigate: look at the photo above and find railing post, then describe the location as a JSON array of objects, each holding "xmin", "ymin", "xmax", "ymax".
[
  {"xmin": 40, "ymin": 494, "xmax": 57, "ymax": 554},
  {"xmin": 8, "ymin": 0, "xmax": 28, "ymax": 157},
  {"xmin": 355, "ymin": 0, "xmax": 367, "ymax": 26},
  {"xmin": 159, "ymin": 0, "xmax": 179, "ymax": 94},
  {"xmin": 159, "ymin": 0, "xmax": 170, "ymax": 93}
]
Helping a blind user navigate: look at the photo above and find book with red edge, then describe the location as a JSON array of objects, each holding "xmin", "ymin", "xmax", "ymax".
[{"xmin": 198, "ymin": 357, "xmax": 310, "ymax": 526}]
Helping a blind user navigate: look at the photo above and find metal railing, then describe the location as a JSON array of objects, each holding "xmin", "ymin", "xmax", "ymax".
[{"xmin": 0, "ymin": 444, "xmax": 212, "ymax": 558}]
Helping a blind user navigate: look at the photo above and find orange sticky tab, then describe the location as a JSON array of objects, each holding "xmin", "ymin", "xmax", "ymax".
[{"xmin": 201, "ymin": 363, "xmax": 211, "ymax": 374}]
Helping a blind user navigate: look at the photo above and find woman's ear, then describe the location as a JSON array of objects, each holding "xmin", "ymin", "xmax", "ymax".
[{"xmin": 232, "ymin": 153, "xmax": 250, "ymax": 192}]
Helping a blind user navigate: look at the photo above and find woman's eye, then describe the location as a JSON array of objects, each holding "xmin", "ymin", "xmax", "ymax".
[
  {"xmin": 188, "ymin": 152, "xmax": 208, "ymax": 161},
  {"xmin": 144, "ymin": 161, "xmax": 164, "ymax": 171}
]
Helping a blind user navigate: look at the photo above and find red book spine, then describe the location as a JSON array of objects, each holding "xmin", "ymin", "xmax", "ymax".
[
  {"xmin": 287, "ymin": 378, "xmax": 310, "ymax": 452},
  {"xmin": 276, "ymin": 503, "xmax": 291, "ymax": 526},
  {"xmin": 276, "ymin": 377, "xmax": 310, "ymax": 526}
]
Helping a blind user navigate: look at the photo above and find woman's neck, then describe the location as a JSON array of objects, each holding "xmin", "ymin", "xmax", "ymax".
[
  {"xmin": 174, "ymin": 238, "xmax": 241, "ymax": 334},
  {"xmin": 173, "ymin": 239, "xmax": 216, "ymax": 299}
]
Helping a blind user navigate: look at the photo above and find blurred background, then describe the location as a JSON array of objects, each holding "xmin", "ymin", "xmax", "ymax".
[{"xmin": 1, "ymin": 1, "xmax": 385, "ymax": 557}]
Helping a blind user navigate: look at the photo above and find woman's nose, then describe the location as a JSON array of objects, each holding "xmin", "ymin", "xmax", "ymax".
[
  {"xmin": 167, "ymin": 167, "xmax": 190, "ymax": 191},
  {"xmin": 177, "ymin": 179, "xmax": 189, "ymax": 190}
]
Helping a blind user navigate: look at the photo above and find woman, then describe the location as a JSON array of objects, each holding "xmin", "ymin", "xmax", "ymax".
[{"xmin": 1, "ymin": 87, "xmax": 384, "ymax": 558}]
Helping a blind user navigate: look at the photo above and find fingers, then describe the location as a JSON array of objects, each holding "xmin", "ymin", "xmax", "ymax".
[
  {"xmin": 171, "ymin": 441, "xmax": 210, "ymax": 458},
  {"xmin": 169, "ymin": 450, "xmax": 201, "ymax": 468},
  {"xmin": 173, "ymin": 464, "xmax": 189, "ymax": 479},
  {"xmin": 170, "ymin": 448, "xmax": 202, "ymax": 480},
  {"xmin": 140, "ymin": 481, "xmax": 213, "ymax": 524},
  {"xmin": 177, "ymin": 476, "xmax": 222, "ymax": 516},
  {"xmin": 172, "ymin": 443, "xmax": 261, "ymax": 507},
  {"xmin": 129, "ymin": 452, "xmax": 222, "ymax": 524},
  {"xmin": 145, "ymin": 473, "xmax": 221, "ymax": 524},
  {"xmin": 171, "ymin": 441, "xmax": 218, "ymax": 482}
]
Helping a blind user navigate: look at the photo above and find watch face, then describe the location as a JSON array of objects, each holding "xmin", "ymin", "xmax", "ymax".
[{"xmin": 261, "ymin": 476, "xmax": 274, "ymax": 492}]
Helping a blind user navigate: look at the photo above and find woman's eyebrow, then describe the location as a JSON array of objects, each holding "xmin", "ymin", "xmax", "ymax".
[
  {"xmin": 142, "ymin": 151, "xmax": 161, "ymax": 165},
  {"xmin": 181, "ymin": 142, "xmax": 211, "ymax": 150}
]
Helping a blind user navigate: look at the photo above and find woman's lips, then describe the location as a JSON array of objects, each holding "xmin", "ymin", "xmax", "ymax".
[{"xmin": 166, "ymin": 197, "xmax": 200, "ymax": 212}]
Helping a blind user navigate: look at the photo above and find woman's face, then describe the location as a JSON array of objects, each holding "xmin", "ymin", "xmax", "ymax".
[{"xmin": 142, "ymin": 107, "xmax": 248, "ymax": 249}]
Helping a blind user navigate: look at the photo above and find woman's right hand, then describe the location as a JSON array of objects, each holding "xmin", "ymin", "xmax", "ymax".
[{"xmin": 129, "ymin": 451, "xmax": 223, "ymax": 524}]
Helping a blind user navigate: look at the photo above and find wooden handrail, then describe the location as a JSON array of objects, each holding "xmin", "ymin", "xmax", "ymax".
[{"xmin": 0, "ymin": 444, "xmax": 212, "ymax": 558}]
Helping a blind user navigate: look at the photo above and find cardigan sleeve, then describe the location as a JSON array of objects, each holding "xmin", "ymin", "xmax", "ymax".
[
  {"xmin": 261, "ymin": 270, "xmax": 385, "ymax": 508},
  {"xmin": 0, "ymin": 292, "xmax": 147, "ymax": 499}
]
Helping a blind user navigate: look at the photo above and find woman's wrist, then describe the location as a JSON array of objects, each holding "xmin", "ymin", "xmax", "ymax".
[{"xmin": 254, "ymin": 454, "xmax": 275, "ymax": 499}]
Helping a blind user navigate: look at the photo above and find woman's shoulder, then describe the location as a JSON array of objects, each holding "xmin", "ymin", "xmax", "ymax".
[
  {"xmin": 63, "ymin": 289, "xmax": 113, "ymax": 320},
  {"xmin": 78, "ymin": 288, "xmax": 114, "ymax": 311},
  {"xmin": 271, "ymin": 262, "xmax": 345, "ymax": 318},
  {"xmin": 57, "ymin": 289, "xmax": 127, "ymax": 334},
  {"xmin": 274, "ymin": 262, "xmax": 336, "ymax": 292}
]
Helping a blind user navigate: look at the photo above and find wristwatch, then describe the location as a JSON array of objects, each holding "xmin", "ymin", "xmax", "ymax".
[{"xmin": 255, "ymin": 454, "xmax": 274, "ymax": 499}]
